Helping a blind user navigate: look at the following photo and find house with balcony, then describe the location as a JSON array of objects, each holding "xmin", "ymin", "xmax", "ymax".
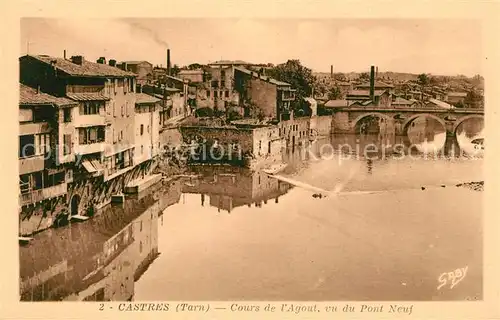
[
  {"xmin": 19, "ymin": 54, "xmax": 138, "ymax": 182},
  {"xmin": 142, "ymin": 84, "xmax": 185, "ymax": 128},
  {"xmin": 18, "ymin": 84, "xmax": 77, "ymax": 213},
  {"xmin": 233, "ymin": 66, "xmax": 296, "ymax": 121}
]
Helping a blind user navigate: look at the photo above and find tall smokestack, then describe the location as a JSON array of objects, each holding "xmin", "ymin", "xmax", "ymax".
[
  {"xmin": 167, "ymin": 49, "xmax": 171, "ymax": 76},
  {"xmin": 370, "ymin": 66, "xmax": 375, "ymax": 101},
  {"xmin": 330, "ymin": 65, "xmax": 333, "ymax": 78},
  {"xmin": 376, "ymin": 66, "xmax": 379, "ymax": 79},
  {"xmin": 63, "ymin": 50, "xmax": 66, "ymax": 60}
]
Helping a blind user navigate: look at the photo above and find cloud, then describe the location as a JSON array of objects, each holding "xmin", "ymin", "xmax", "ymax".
[{"xmin": 20, "ymin": 18, "xmax": 482, "ymax": 75}]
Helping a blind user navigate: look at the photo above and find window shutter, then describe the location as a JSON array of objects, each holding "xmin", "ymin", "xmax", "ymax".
[{"xmin": 79, "ymin": 129, "xmax": 85, "ymax": 144}]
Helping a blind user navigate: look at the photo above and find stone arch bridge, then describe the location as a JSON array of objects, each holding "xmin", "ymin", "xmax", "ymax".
[{"xmin": 333, "ymin": 107, "xmax": 484, "ymax": 136}]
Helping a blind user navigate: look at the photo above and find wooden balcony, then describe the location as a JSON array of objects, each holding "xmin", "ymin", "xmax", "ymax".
[
  {"xmin": 19, "ymin": 122, "xmax": 52, "ymax": 135},
  {"xmin": 19, "ymin": 183, "xmax": 67, "ymax": 207},
  {"xmin": 19, "ymin": 155, "xmax": 45, "ymax": 175},
  {"xmin": 74, "ymin": 142, "xmax": 106, "ymax": 155},
  {"xmin": 74, "ymin": 115, "xmax": 106, "ymax": 128}
]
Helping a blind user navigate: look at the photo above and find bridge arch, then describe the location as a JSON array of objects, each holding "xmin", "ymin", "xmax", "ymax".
[
  {"xmin": 452, "ymin": 114, "xmax": 484, "ymax": 135},
  {"xmin": 351, "ymin": 112, "xmax": 393, "ymax": 132},
  {"xmin": 401, "ymin": 113, "xmax": 447, "ymax": 135}
]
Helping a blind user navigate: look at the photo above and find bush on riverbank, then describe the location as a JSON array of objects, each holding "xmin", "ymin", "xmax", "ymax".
[{"xmin": 456, "ymin": 181, "xmax": 484, "ymax": 192}]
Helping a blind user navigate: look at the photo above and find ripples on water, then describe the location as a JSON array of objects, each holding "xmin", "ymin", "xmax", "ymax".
[{"xmin": 20, "ymin": 117, "xmax": 484, "ymax": 302}]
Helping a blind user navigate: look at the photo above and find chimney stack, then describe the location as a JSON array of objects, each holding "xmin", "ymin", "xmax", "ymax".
[
  {"xmin": 97, "ymin": 57, "xmax": 106, "ymax": 64},
  {"xmin": 109, "ymin": 59, "xmax": 116, "ymax": 67},
  {"xmin": 376, "ymin": 66, "xmax": 379, "ymax": 79},
  {"xmin": 36, "ymin": 85, "xmax": 40, "ymax": 94},
  {"xmin": 71, "ymin": 55, "xmax": 84, "ymax": 65},
  {"xmin": 63, "ymin": 50, "xmax": 66, "ymax": 60},
  {"xmin": 369, "ymin": 65, "xmax": 375, "ymax": 102},
  {"xmin": 167, "ymin": 49, "xmax": 171, "ymax": 76},
  {"xmin": 331, "ymin": 65, "xmax": 333, "ymax": 78}
]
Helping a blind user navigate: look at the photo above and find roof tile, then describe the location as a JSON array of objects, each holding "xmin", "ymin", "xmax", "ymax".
[
  {"xmin": 135, "ymin": 93, "xmax": 160, "ymax": 104},
  {"xmin": 66, "ymin": 92, "xmax": 110, "ymax": 101},
  {"xmin": 25, "ymin": 55, "xmax": 136, "ymax": 77},
  {"xmin": 19, "ymin": 84, "xmax": 77, "ymax": 107}
]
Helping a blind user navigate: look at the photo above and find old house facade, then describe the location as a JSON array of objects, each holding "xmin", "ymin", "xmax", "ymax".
[
  {"xmin": 134, "ymin": 93, "xmax": 161, "ymax": 165},
  {"xmin": 18, "ymin": 84, "xmax": 78, "ymax": 234},
  {"xmin": 119, "ymin": 60, "xmax": 153, "ymax": 86},
  {"xmin": 233, "ymin": 66, "xmax": 296, "ymax": 121},
  {"xmin": 19, "ymin": 54, "xmax": 161, "ymax": 236}
]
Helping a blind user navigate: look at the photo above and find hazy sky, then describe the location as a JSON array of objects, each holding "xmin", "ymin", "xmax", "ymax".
[{"xmin": 21, "ymin": 18, "xmax": 483, "ymax": 76}]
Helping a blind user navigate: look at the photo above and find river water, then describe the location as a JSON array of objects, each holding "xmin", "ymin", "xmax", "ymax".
[{"xmin": 19, "ymin": 117, "xmax": 484, "ymax": 301}]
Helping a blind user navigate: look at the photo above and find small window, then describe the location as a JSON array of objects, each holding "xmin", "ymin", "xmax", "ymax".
[
  {"xmin": 63, "ymin": 134, "xmax": 72, "ymax": 155},
  {"xmin": 140, "ymin": 124, "xmax": 144, "ymax": 135},
  {"xmin": 225, "ymin": 91, "xmax": 229, "ymax": 98},
  {"xmin": 63, "ymin": 109, "xmax": 72, "ymax": 122},
  {"xmin": 147, "ymin": 125, "xmax": 150, "ymax": 133},
  {"xmin": 141, "ymin": 145, "xmax": 144, "ymax": 154}
]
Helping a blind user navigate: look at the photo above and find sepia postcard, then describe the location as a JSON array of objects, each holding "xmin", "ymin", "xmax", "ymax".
[{"xmin": 0, "ymin": 1, "xmax": 499, "ymax": 319}]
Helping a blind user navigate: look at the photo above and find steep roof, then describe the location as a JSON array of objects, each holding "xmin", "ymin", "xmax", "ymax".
[
  {"xmin": 234, "ymin": 66, "xmax": 291, "ymax": 86},
  {"xmin": 23, "ymin": 55, "xmax": 136, "ymax": 78},
  {"xmin": 392, "ymin": 96, "xmax": 415, "ymax": 105},
  {"xmin": 122, "ymin": 60, "xmax": 152, "ymax": 65},
  {"xmin": 324, "ymin": 100, "xmax": 350, "ymax": 108},
  {"xmin": 19, "ymin": 84, "xmax": 77, "ymax": 107},
  {"xmin": 66, "ymin": 92, "xmax": 110, "ymax": 101},
  {"xmin": 209, "ymin": 60, "xmax": 252, "ymax": 66},
  {"xmin": 447, "ymin": 92, "xmax": 467, "ymax": 97},
  {"xmin": 428, "ymin": 98, "xmax": 454, "ymax": 109},
  {"xmin": 135, "ymin": 93, "xmax": 161, "ymax": 105}
]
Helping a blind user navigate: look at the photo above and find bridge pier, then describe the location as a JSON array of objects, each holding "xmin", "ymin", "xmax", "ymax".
[{"xmin": 443, "ymin": 134, "xmax": 461, "ymax": 157}]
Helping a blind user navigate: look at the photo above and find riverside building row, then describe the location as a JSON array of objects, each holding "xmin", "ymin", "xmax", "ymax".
[{"xmin": 18, "ymin": 54, "xmax": 164, "ymax": 236}]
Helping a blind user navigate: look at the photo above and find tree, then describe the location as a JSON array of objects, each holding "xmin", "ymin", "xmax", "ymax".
[
  {"xmin": 417, "ymin": 73, "xmax": 430, "ymax": 86},
  {"xmin": 171, "ymin": 64, "xmax": 181, "ymax": 76},
  {"xmin": 464, "ymin": 90, "xmax": 484, "ymax": 108},
  {"xmin": 327, "ymin": 86, "xmax": 342, "ymax": 100},
  {"xmin": 333, "ymin": 72, "xmax": 347, "ymax": 82},
  {"xmin": 267, "ymin": 59, "xmax": 315, "ymax": 102},
  {"xmin": 358, "ymin": 72, "xmax": 370, "ymax": 81},
  {"xmin": 187, "ymin": 63, "xmax": 203, "ymax": 70}
]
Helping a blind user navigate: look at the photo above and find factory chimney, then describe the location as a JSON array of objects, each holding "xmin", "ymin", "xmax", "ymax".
[
  {"xmin": 330, "ymin": 65, "xmax": 333, "ymax": 78},
  {"xmin": 369, "ymin": 66, "xmax": 375, "ymax": 102},
  {"xmin": 167, "ymin": 49, "xmax": 171, "ymax": 76}
]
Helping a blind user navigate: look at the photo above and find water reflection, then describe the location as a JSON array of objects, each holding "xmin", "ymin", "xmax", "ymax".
[
  {"xmin": 19, "ymin": 180, "xmax": 183, "ymax": 301},
  {"xmin": 182, "ymin": 166, "xmax": 293, "ymax": 212},
  {"xmin": 20, "ymin": 117, "xmax": 484, "ymax": 302}
]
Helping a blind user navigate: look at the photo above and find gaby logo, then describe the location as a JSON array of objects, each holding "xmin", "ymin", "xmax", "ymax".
[{"xmin": 437, "ymin": 266, "xmax": 468, "ymax": 290}]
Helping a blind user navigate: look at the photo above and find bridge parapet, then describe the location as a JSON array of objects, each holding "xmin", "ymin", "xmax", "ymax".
[{"xmin": 332, "ymin": 107, "xmax": 484, "ymax": 137}]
